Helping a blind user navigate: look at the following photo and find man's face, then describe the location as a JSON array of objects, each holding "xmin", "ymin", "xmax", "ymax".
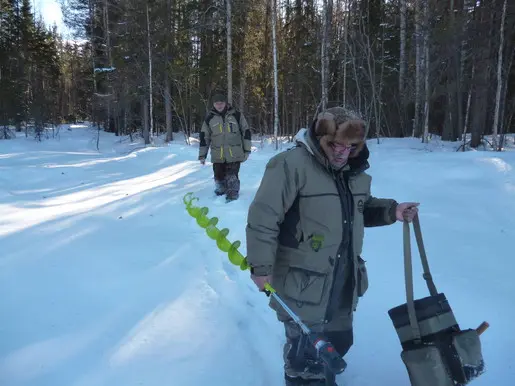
[
  {"xmin": 214, "ymin": 101, "xmax": 226, "ymax": 112},
  {"xmin": 318, "ymin": 119, "xmax": 366, "ymax": 168},
  {"xmin": 325, "ymin": 140, "xmax": 358, "ymax": 167}
]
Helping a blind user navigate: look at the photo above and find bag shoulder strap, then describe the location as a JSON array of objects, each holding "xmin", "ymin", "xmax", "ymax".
[
  {"xmin": 205, "ymin": 111, "xmax": 215, "ymax": 126},
  {"xmin": 403, "ymin": 214, "xmax": 439, "ymax": 342}
]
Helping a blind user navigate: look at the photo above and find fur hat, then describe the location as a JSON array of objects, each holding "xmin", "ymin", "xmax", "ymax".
[{"xmin": 313, "ymin": 107, "xmax": 368, "ymax": 158}]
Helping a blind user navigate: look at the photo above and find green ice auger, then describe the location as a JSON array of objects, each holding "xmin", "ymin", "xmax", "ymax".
[
  {"xmin": 182, "ymin": 192, "xmax": 347, "ymax": 379},
  {"xmin": 183, "ymin": 192, "xmax": 248, "ymax": 270},
  {"xmin": 183, "ymin": 193, "xmax": 281, "ymax": 292}
]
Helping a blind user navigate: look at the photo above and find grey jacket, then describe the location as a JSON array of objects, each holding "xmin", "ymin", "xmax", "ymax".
[
  {"xmin": 199, "ymin": 106, "xmax": 251, "ymax": 163},
  {"xmin": 246, "ymin": 127, "xmax": 398, "ymax": 330}
]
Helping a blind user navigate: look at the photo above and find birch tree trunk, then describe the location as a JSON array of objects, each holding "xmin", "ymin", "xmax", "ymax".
[
  {"xmin": 103, "ymin": 0, "xmax": 112, "ymax": 133},
  {"xmin": 399, "ymin": 0, "xmax": 408, "ymax": 136},
  {"xmin": 341, "ymin": 0, "xmax": 348, "ymax": 107},
  {"xmin": 422, "ymin": 0, "xmax": 430, "ymax": 143},
  {"xmin": 414, "ymin": 0, "xmax": 422, "ymax": 137},
  {"xmin": 378, "ymin": 21, "xmax": 386, "ymax": 140},
  {"xmin": 226, "ymin": 0, "xmax": 233, "ymax": 105},
  {"xmin": 165, "ymin": 0, "xmax": 174, "ymax": 142},
  {"xmin": 321, "ymin": 0, "xmax": 327, "ymax": 111},
  {"xmin": 462, "ymin": 64, "xmax": 475, "ymax": 151},
  {"xmin": 454, "ymin": 0, "xmax": 462, "ymax": 140},
  {"xmin": 88, "ymin": 0, "xmax": 97, "ymax": 127},
  {"xmin": 453, "ymin": 0, "xmax": 472, "ymax": 143},
  {"xmin": 271, "ymin": 0, "xmax": 279, "ymax": 149},
  {"xmin": 492, "ymin": 0, "xmax": 507, "ymax": 150},
  {"xmin": 471, "ymin": 6, "xmax": 494, "ymax": 148},
  {"xmin": 499, "ymin": 46, "xmax": 514, "ymax": 149},
  {"xmin": 399, "ymin": 0, "xmax": 406, "ymax": 103},
  {"xmin": 121, "ymin": 0, "xmax": 129, "ymax": 136},
  {"xmin": 143, "ymin": 97, "xmax": 149, "ymax": 144},
  {"xmin": 238, "ymin": 1, "xmax": 249, "ymax": 111},
  {"xmin": 146, "ymin": 2, "xmax": 153, "ymax": 143},
  {"xmin": 239, "ymin": 63, "xmax": 245, "ymax": 111},
  {"xmin": 321, "ymin": 0, "xmax": 332, "ymax": 110}
]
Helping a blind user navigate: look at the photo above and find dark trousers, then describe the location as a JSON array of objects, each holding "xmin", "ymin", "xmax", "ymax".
[
  {"xmin": 283, "ymin": 320, "xmax": 353, "ymax": 382},
  {"xmin": 213, "ymin": 162, "xmax": 241, "ymax": 198}
]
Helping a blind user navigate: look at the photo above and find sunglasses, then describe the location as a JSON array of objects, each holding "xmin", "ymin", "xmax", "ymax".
[{"xmin": 330, "ymin": 142, "xmax": 359, "ymax": 152}]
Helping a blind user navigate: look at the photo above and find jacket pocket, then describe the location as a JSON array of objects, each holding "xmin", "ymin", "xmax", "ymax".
[
  {"xmin": 210, "ymin": 145, "xmax": 223, "ymax": 161},
  {"xmin": 357, "ymin": 256, "xmax": 369, "ymax": 297},
  {"xmin": 283, "ymin": 267, "xmax": 328, "ymax": 306},
  {"xmin": 228, "ymin": 144, "xmax": 244, "ymax": 161},
  {"xmin": 228, "ymin": 119, "xmax": 239, "ymax": 133}
]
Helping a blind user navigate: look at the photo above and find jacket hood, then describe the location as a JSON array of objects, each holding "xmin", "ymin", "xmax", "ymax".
[
  {"xmin": 294, "ymin": 127, "xmax": 370, "ymax": 174},
  {"xmin": 294, "ymin": 128, "xmax": 314, "ymax": 154}
]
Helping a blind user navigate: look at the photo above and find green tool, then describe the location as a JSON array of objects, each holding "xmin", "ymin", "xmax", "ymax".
[
  {"xmin": 183, "ymin": 192, "xmax": 347, "ymax": 382},
  {"xmin": 183, "ymin": 192, "xmax": 248, "ymax": 270}
]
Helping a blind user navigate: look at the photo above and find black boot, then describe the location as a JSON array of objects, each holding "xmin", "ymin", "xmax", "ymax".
[
  {"xmin": 214, "ymin": 180, "xmax": 226, "ymax": 196},
  {"xmin": 225, "ymin": 173, "xmax": 240, "ymax": 202},
  {"xmin": 225, "ymin": 194, "xmax": 239, "ymax": 203}
]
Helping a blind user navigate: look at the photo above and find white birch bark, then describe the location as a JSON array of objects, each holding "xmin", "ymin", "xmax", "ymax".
[
  {"xmin": 342, "ymin": 0, "xmax": 348, "ymax": 106},
  {"xmin": 165, "ymin": 0, "xmax": 173, "ymax": 142},
  {"xmin": 414, "ymin": 0, "xmax": 422, "ymax": 137},
  {"xmin": 399, "ymin": 0, "xmax": 407, "ymax": 99},
  {"xmin": 321, "ymin": 0, "xmax": 332, "ymax": 111},
  {"xmin": 271, "ymin": 0, "xmax": 279, "ymax": 149},
  {"xmin": 492, "ymin": 0, "xmax": 507, "ymax": 150},
  {"xmin": 146, "ymin": 2, "xmax": 153, "ymax": 142},
  {"xmin": 422, "ymin": 0, "xmax": 430, "ymax": 142},
  {"xmin": 226, "ymin": 0, "xmax": 233, "ymax": 105}
]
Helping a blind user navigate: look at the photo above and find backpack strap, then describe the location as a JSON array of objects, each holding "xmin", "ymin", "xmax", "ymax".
[
  {"xmin": 403, "ymin": 214, "xmax": 439, "ymax": 343},
  {"xmin": 233, "ymin": 110, "xmax": 241, "ymax": 128},
  {"xmin": 204, "ymin": 111, "xmax": 215, "ymax": 126}
]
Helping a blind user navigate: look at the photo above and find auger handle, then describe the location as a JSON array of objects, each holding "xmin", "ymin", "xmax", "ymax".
[
  {"xmin": 263, "ymin": 284, "xmax": 347, "ymax": 374},
  {"xmin": 476, "ymin": 321, "xmax": 489, "ymax": 336},
  {"xmin": 310, "ymin": 334, "xmax": 348, "ymax": 375}
]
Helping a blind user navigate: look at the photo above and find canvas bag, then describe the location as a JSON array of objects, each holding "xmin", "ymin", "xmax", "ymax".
[{"xmin": 388, "ymin": 215, "xmax": 486, "ymax": 386}]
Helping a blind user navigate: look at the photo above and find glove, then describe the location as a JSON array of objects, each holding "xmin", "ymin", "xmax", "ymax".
[
  {"xmin": 251, "ymin": 274, "xmax": 272, "ymax": 291},
  {"xmin": 395, "ymin": 202, "xmax": 420, "ymax": 222},
  {"xmin": 244, "ymin": 152, "xmax": 250, "ymax": 161},
  {"xmin": 199, "ymin": 157, "xmax": 205, "ymax": 165}
]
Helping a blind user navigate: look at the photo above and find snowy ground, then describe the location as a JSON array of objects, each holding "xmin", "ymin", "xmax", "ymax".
[{"xmin": 0, "ymin": 124, "xmax": 514, "ymax": 386}]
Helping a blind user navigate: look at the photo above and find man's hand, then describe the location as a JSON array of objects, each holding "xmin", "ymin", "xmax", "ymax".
[
  {"xmin": 199, "ymin": 157, "xmax": 206, "ymax": 165},
  {"xmin": 251, "ymin": 274, "xmax": 272, "ymax": 291},
  {"xmin": 396, "ymin": 202, "xmax": 420, "ymax": 222},
  {"xmin": 244, "ymin": 152, "xmax": 250, "ymax": 161}
]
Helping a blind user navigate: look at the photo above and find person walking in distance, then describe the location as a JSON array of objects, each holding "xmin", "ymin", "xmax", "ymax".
[{"xmin": 198, "ymin": 93, "xmax": 252, "ymax": 202}]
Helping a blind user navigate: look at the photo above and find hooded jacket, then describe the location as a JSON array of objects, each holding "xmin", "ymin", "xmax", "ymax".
[
  {"xmin": 245, "ymin": 119, "xmax": 398, "ymax": 330},
  {"xmin": 199, "ymin": 105, "xmax": 251, "ymax": 163}
]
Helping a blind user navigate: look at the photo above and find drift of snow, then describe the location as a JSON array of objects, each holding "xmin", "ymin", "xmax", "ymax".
[{"xmin": 0, "ymin": 125, "xmax": 513, "ymax": 386}]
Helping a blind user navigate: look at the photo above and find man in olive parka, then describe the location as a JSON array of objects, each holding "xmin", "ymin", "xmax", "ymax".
[
  {"xmin": 199, "ymin": 93, "xmax": 252, "ymax": 202},
  {"xmin": 245, "ymin": 107, "xmax": 419, "ymax": 385}
]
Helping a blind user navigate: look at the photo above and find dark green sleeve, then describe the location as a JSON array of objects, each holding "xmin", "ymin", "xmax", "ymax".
[
  {"xmin": 239, "ymin": 113, "xmax": 252, "ymax": 153},
  {"xmin": 245, "ymin": 153, "xmax": 300, "ymax": 275},
  {"xmin": 198, "ymin": 119, "xmax": 211, "ymax": 159},
  {"xmin": 363, "ymin": 196, "xmax": 398, "ymax": 227}
]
